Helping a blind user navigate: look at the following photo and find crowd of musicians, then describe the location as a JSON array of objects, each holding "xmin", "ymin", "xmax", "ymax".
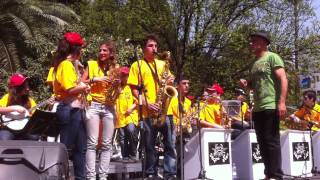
[{"xmin": 1, "ymin": 30, "xmax": 319, "ymax": 180}]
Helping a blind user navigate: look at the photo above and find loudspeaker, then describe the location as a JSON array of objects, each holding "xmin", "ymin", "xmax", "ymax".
[{"xmin": 0, "ymin": 140, "xmax": 69, "ymax": 180}]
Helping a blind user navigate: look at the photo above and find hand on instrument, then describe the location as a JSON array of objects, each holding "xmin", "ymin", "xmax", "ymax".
[
  {"xmin": 112, "ymin": 78, "xmax": 121, "ymax": 86},
  {"xmin": 92, "ymin": 76, "xmax": 109, "ymax": 82},
  {"xmin": 10, "ymin": 105, "xmax": 28, "ymax": 114},
  {"xmin": 191, "ymin": 117, "xmax": 198, "ymax": 125},
  {"xmin": 289, "ymin": 114, "xmax": 300, "ymax": 123},
  {"xmin": 47, "ymin": 96, "xmax": 56, "ymax": 105},
  {"xmin": 147, "ymin": 103, "xmax": 160, "ymax": 113},
  {"xmin": 79, "ymin": 82, "xmax": 91, "ymax": 94},
  {"xmin": 166, "ymin": 76, "xmax": 175, "ymax": 85}
]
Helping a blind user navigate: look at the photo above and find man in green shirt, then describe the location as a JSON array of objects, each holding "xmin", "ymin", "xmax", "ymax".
[{"xmin": 240, "ymin": 30, "xmax": 288, "ymax": 180}]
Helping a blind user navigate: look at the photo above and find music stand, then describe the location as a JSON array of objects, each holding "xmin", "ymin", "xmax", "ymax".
[{"xmin": 23, "ymin": 109, "xmax": 59, "ymax": 138}]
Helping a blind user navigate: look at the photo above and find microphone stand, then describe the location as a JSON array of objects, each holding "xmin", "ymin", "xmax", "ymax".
[
  {"xmin": 195, "ymin": 98, "xmax": 213, "ymax": 180},
  {"xmin": 133, "ymin": 44, "xmax": 146, "ymax": 179},
  {"xmin": 178, "ymin": 88, "xmax": 184, "ymax": 179}
]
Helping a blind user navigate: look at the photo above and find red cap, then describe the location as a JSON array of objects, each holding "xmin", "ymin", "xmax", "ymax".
[
  {"xmin": 64, "ymin": 32, "xmax": 85, "ymax": 46},
  {"xmin": 8, "ymin": 74, "xmax": 28, "ymax": 87},
  {"xmin": 120, "ymin": 66, "xmax": 130, "ymax": 75},
  {"xmin": 206, "ymin": 83, "xmax": 224, "ymax": 95}
]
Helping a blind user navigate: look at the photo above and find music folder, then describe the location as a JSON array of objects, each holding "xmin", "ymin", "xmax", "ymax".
[{"xmin": 23, "ymin": 109, "xmax": 59, "ymax": 137}]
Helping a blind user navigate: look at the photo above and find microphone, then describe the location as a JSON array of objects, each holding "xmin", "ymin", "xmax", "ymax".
[{"xmin": 125, "ymin": 38, "xmax": 141, "ymax": 45}]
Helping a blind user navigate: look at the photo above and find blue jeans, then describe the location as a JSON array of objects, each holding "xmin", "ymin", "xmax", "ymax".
[
  {"xmin": 142, "ymin": 117, "xmax": 176, "ymax": 177},
  {"xmin": 56, "ymin": 103, "xmax": 87, "ymax": 180},
  {"xmin": 119, "ymin": 123, "xmax": 138, "ymax": 158}
]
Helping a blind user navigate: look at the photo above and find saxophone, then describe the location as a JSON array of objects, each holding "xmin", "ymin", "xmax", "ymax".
[
  {"xmin": 153, "ymin": 58, "xmax": 178, "ymax": 127},
  {"xmin": 105, "ymin": 64, "xmax": 121, "ymax": 104},
  {"xmin": 180, "ymin": 107, "xmax": 194, "ymax": 134},
  {"xmin": 180, "ymin": 95, "xmax": 213, "ymax": 133}
]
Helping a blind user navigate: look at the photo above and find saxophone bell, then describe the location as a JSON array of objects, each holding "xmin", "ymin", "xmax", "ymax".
[{"xmin": 164, "ymin": 85, "xmax": 178, "ymax": 98}]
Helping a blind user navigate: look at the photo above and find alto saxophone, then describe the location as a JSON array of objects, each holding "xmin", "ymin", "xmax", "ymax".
[
  {"xmin": 105, "ymin": 64, "xmax": 121, "ymax": 104},
  {"xmin": 153, "ymin": 58, "xmax": 178, "ymax": 127},
  {"xmin": 180, "ymin": 95, "xmax": 213, "ymax": 133}
]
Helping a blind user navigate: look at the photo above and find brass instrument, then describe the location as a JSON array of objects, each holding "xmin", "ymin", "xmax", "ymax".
[
  {"xmin": 105, "ymin": 64, "xmax": 121, "ymax": 104},
  {"xmin": 221, "ymin": 108, "xmax": 232, "ymax": 129},
  {"xmin": 179, "ymin": 94, "xmax": 214, "ymax": 133},
  {"xmin": 74, "ymin": 59, "xmax": 89, "ymax": 109},
  {"xmin": 153, "ymin": 53, "xmax": 178, "ymax": 127}
]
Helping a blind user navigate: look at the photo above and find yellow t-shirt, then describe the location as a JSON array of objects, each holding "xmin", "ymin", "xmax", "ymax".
[
  {"xmin": 46, "ymin": 67, "xmax": 54, "ymax": 85},
  {"xmin": 232, "ymin": 101, "xmax": 249, "ymax": 121},
  {"xmin": 0, "ymin": 94, "xmax": 36, "ymax": 109},
  {"xmin": 167, "ymin": 96, "xmax": 192, "ymax": 125},
  {"xmin": 199, "ymin": 102, "xmax": 221, "ymax": 126},
  {"xmin": 87, "ymin": 60, "xmax": 113, "ymax": 104},
  {"xmin": 115, "ymin": 85, "xmax": 138, "ymax": 128},
  {"xmin": 53, "ymin": 59, "xmax": 80, "ymax": 101},
  {"xmin": 127, "ymin": 59, "xmax": 169, "ymax": 118},
  {"xmin": 294, "ymin": 104, "xmax": 320, "ymax": 131}
]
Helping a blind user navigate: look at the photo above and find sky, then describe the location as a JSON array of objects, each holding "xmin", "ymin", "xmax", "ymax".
[{"xmin": 312, "ymin": 0, "xmax": 320, "ymax": 18}]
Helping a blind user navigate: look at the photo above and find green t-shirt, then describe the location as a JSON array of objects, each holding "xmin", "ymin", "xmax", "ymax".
[{"xmin": 250, "ymin": 51, "xmax": 284, "ymax": 112}]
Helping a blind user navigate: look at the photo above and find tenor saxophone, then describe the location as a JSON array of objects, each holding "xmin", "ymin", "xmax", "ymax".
[{"xmin": 153, "ymin": 57, "xmax": 178, "ymax": 127}]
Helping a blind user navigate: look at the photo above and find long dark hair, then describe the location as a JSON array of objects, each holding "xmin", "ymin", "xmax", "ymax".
[
  {"xmin": 53, "ymin": 38, "xmax": 82, "ymax": 72},
  {"xmin": 98, "ymin": 40, "xmax": 117, "ymax": 72}
]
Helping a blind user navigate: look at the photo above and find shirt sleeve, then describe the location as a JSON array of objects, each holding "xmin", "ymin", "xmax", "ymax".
[
  {"xmin": 127, "ymin": 62, "xmax": 139, "ymax": 86},
  {"xmin": 270, "ymin": 53, "xmax": 284, "ymax": 69},
  {"xmin": 56, "ymin": 61, "xmax": 78, "ymax": 90},
  {"xmin": 0, "ymin": 94, "xmax": 8, "ymax": 107}
]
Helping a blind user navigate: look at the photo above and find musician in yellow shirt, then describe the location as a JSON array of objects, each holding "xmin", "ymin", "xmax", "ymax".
[
  {"xmin": 289, "ymin": 90, "xmax": 320, "ymax": 131},
  {"xmin": 115, "ymin": 67, "xmax": 139, "ymax": 162},
  {"xmin": 127, "ymin": 34, "xmax": 174, "ymax": 178},
  {"xmin": 81, "ymin": 40, "xmax": 118, "ymax": 180},
  {"xmin": 166, "ymin": 76, "xmax": 191, "ymax": 178},
  {"xmin": 230, "ymin": 88, "xmax": 251, "ymax": 139},
  {"xmin": 0, "ymin": 73, "xmax": 37, "ymax": 140},
  {"xmin": 199, "ymin": 84, "xmax": 225, "ymax": 129},
  {"xmin": 52, "ymin": 32, "xmax": 89, "ymax": 180},
  {"xmin": 167, "ymin": 77, "xmax": 192, "ymax": 132}
]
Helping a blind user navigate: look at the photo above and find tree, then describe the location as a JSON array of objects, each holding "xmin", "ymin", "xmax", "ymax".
[{"xmin": 0, "ymin": 0, "xmax": 82, "ymax": 99}]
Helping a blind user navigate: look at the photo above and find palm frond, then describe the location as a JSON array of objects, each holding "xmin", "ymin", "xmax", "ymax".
[
  {"xmin": 15, "ymin": 5, "xmax": 69, "ymax": 28},
  {"xmin": 0, "ymin": 13, "xmax": 33, "ymax": 41},
  {"xmin": 0, "ymin": 39, "xmax": 20, "ymax": 73},
  {"xmin": 36, "ymin": 2, "xmax": 81, "ymax": 22}
]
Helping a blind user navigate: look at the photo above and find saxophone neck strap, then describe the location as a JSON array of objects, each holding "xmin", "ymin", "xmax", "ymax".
[{"xmin": 144, "ymin": 59, "xmax": 160, "ymax": 86}]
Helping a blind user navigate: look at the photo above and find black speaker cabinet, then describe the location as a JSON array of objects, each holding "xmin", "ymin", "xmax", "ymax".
[{"xmin": 0, "ymin": 140, "xmax": 69, "ymax": 180}]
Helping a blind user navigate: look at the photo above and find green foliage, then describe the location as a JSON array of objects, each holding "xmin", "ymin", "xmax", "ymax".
[
  {"xmin": 2, "ymin": 0, "xmax": 320, "ymax": 114},
  {"xmin": 0, "ymin": 0, "xmax": 82, "ymax": 99}
]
